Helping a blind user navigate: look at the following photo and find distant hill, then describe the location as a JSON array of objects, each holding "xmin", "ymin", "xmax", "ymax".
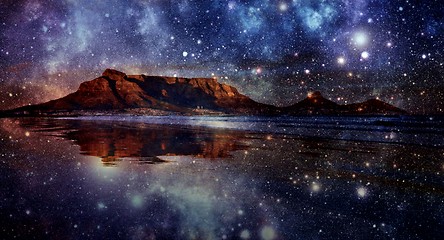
[
  {"xmin": 284, "ymin": 91, "xmax": 406, "ymax": 115},
  {"xmin": 0, "ymin": 69, "xmax": 406, "ymax": 116},
  {"xmin": 342, "ymin": 98, "xmax": 407, "ymax": 114},
  {"xmin": 283, "ymin": 91, "xmax": 340, "ymax": 115}
]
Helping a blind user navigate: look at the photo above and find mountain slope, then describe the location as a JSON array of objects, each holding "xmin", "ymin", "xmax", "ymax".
[
  {"xmin": 1, "ymin": 69, "xmax": 406, "ymax": 116},
  {"xmin": 283, "ymin": 91, "xmax": 340, "ymax": 114},
  {"xmin": 7, "ymin": 69, "xmax": 276, "ymax": 115},
  {"xmin": 283, "ymin": 91, "xmax": 406, "ymax": 115},
  {"xmin": 343, "ymin": 98, "xmax": 407, "ymax": 114}
]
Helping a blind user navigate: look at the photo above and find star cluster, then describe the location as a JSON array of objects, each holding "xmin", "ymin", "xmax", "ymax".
[{"xmin": 0, "ymin": 0, "xmax": 443, "ymax": 113}]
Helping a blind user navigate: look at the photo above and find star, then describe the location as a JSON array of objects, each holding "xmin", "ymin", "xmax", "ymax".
[
  {"xmin": 353, "ymin": 31, "xmax": 370, "ymax": 48},
  {"xmin": 361, "ymin": 51, "xmax": 370, "ymax": 59},
  {"xmin": 337, "ymin": 57, "xmax": 346, "ymax": 65},
  {"xmin": 278, "ymin": 2, "xmax": 288, "ymax": 12},
  {"xmin": 0, "ymin": 0, "xmax": 442, "ymax": 114}
]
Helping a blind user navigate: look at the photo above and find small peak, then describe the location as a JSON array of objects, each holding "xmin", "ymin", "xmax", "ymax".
[
  {"xmin": 365, "ymin": 98, "xmax": 384, "ymax": 104},
  {"xmin": 307, "ymin": 91, "xmax": 323, "ymax": 99},
  {"xmin": 102, "ymin": 69, "xmax": 127, "ymax": 80}
]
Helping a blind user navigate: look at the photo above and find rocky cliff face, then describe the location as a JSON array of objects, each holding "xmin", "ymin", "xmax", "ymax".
[
  {"xmin": 16, "ymin": 69, "xmax": 274, "ymax": 114},
  {"xmin": 2, "ymin": 69, "xmax": 406, "ymax": 116}
]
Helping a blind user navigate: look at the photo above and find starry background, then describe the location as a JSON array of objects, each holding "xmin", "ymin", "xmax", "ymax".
[{"xmin": 0, "ymin": 0, "xmax": 443, "ymax": 113}]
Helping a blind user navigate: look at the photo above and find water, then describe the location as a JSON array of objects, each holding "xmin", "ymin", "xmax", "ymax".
[{"xmin": 0, "ymin": 115, "xmax": 443, "ymax": 239}]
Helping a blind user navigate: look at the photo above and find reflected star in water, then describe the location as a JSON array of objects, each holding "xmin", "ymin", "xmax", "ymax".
[
  {"xmin": 0, "ymin": 0, "xmax": 443, "ymax": 113},
  {"xmin": 357, "ymin": 186, "xmax": 368, "ymax": 198},
  {"xmin": 0, "ymin": 116, "xmax": 444, "ymax": 239}
]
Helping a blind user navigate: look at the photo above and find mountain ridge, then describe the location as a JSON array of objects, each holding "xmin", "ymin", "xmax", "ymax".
[{"xmin": 1, "ymin": 69, "xmax": 406, "ymax": 116}]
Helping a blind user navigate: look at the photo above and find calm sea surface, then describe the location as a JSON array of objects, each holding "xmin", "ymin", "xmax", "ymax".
[{"xmin": 1, "ymin": 115, "xmax": 443, "ymax": 239}]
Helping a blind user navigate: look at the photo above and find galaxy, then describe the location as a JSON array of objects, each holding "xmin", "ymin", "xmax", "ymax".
[{"xmin": 1, "ymin": 0, "xmax": 443, "ymax": 113}]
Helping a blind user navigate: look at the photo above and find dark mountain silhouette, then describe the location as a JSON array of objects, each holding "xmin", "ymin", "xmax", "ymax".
[
  {"xmin": 343, "ymin": 98, "xmax": 407, "ymax": 114},
  {"xmin": 1, "ymin": 69, "xmax": 406, "ymax": 116},
  {"xmin": 284, "ymin": 91, "xmax": 407, "ymax": 115},
  {"xmin": 283, "ymin": 91, "xmax": 340, "ymax": 115}
]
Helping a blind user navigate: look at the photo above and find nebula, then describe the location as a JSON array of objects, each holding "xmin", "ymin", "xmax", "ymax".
[{"xmin": 0, "ymin": 0, "xmax": 443, "ymax": 113}]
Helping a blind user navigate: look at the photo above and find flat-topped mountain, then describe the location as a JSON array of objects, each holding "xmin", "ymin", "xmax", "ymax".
[
  {"xmin": 1, "ymin": 69, "xmax": 406, "ymax": 116},
  {"xmin": 6, "ymin": 69, "xmax": 276, "ymax": 115}
]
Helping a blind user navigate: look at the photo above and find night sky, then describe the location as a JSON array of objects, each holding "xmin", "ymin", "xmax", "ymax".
[{"xmin": 1, "ymin": 0, "xmax": 443, "ymax": 113}]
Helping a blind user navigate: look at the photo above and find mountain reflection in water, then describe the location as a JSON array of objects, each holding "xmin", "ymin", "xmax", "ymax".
[
  {"xmin": 19, "ymin": 118, "xmax": 250, "ymax": 166},
  {"xmin": 1, "ymin": 116, "xmax": 443, "ymax": 239}
]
